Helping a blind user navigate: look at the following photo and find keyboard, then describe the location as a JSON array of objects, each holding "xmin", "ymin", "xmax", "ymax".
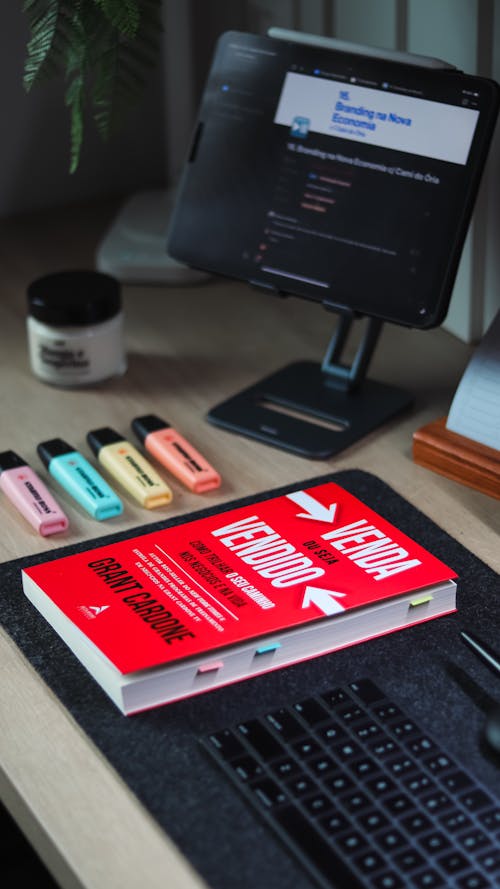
[{"xmin": 202, "ymin": 678, "xmax": 500, "ymax": 889}]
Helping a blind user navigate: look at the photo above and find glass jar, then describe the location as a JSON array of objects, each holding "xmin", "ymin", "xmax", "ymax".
[{"xmin": 27, "ymin": 270, "xmax": 127, "ymax": 387}]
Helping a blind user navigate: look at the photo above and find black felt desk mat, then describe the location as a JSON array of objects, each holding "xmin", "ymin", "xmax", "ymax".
[{"xmin": 1, "ymin": 469, "xmax": 499, "ymax": 889}]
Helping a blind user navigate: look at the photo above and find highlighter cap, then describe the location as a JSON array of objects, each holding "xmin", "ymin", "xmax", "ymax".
[
  {"xmin": 37, "ymin": 438, "xmax": 74, "ymax": 468},
  {"xmin": 0, "ymin": 450, "xmax": 27, "ymax": 474},
  {"xmin": 131, "ymin": 414, "xmax": 169, "ymax": 444},
  {"xmin": 87, "ymin": 427, "xmax": 123, "ymax": 455}
]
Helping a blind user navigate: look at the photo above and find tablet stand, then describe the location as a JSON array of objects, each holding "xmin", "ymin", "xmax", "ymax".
[
  {"xmin": 206, "ymin": 31, "xmax": 457, "ymax": 459},
  {"xmin": 208, "ymin": 313, "xmax": 413, "ymax": 459}
]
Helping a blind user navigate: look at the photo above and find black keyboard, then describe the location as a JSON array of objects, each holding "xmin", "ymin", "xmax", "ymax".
[{"xmin": 202, "ymin": 678, "xmax": 500, "ymax": 889}]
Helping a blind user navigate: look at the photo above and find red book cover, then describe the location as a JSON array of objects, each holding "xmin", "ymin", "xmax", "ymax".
[{"xmin": 22, "ymin": 481, "xmax": 457, "ymax": 678}]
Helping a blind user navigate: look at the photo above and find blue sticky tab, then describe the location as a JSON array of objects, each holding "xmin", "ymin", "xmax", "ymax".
[{"xmin": 255, "ymin": 642, "xmax": 281, "ymax": 655}]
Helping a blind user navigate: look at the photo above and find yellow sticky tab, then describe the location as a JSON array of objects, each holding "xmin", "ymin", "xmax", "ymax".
[{"xmin": 409, "ymin": 595, "xmax": 433, "ymax": 607}]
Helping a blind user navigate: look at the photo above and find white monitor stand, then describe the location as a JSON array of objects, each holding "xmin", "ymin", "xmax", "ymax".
[{"xmin": 95, "ymin": 187, "xmax": 210, "ymax": 285}]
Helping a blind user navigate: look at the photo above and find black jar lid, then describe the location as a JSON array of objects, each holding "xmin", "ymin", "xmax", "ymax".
[{"xmin": 27, "ymin": 270, "xmax": 121, "ymax": 326}]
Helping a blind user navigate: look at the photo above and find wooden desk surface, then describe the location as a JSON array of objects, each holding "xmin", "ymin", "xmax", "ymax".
[{"xmin": 0, "ymin": 202, "xmax": 498, "ymax": 889}]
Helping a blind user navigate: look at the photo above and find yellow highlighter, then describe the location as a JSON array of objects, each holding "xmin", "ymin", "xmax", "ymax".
[{"xmin": 86, "ymin": 426, "xmax": 173, "ymax": 509}]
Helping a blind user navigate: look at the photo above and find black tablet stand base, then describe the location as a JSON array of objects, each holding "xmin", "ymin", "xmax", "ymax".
[{"xmin": 208, "ymin": 316, "xmax": 414, "ymax": 459}]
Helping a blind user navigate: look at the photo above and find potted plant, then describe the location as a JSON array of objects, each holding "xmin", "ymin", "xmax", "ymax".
[{"xmin": 22, "ymin": 0, "xmax": 162, "ymax": 172}]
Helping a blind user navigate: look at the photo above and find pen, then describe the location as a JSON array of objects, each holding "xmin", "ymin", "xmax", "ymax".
[
  {"xmin": 0, "ymin": 449, "xmax": 69, "ymax": 536},
  {"xmin": 131, "ymin": 414, "xmax": 221, "ymax": 493},
  {"xmin": 87, "ymin": 426, "xmax": 173, "ymax": 509},
  {"xmin": 37, "ymin": 438, "xmax": 124, "ymax": 521},
  {"xmin": 460, "ymin": 630, "xmax": 500, "ymax": 677}
]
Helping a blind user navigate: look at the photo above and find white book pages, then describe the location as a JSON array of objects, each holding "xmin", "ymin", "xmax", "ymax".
[{"xmin": 446, "ymin": 310, "xmax": 500, "ymax": 451}]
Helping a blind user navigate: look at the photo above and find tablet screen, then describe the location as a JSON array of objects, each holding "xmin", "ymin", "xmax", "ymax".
[{"xmin": 168, "ymin": 31, "xmax": 499, "ymax": 329}]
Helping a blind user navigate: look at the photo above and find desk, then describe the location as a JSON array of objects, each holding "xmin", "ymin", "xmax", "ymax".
[{"xmin": 0, "ymin": 201, "xmax": 498, "ymax": 889}]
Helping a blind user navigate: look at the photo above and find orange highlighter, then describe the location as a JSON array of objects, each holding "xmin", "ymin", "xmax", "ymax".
[{"xmin": 131, "ymin": 414, "xmax": 221, "ymax": 494}]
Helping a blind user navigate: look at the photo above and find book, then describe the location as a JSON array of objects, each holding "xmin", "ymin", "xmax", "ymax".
[{"xmin": 21, "ymin": 481, "xmax": 457, "ymax": 715}]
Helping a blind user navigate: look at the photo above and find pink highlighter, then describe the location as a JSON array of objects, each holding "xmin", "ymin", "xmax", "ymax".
[
  {"xmin": 0, "ymin": 449, "xmax": 69, "ymax": 536},
  {"xmin": 131, "ymin": 415, "xmax": 221, "ymax": 494}
]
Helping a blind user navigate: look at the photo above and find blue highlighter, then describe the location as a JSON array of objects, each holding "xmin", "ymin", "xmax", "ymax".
[{"xmin": 37, "ymin": 438, "xmax": 124, "ymax": 520}]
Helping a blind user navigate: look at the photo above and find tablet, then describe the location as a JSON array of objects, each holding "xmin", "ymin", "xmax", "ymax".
[{"xmin": 168, "ymin": 31, "xmax": 499, "ymax": 329}]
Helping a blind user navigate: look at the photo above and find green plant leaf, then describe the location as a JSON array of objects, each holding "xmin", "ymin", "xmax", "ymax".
[
  {"xmin": 22, "ymin": 0, "xmax": 162, "ymax": 172},
  {"xmin": 23, "ymin": 0, "xmax": 76, "ymax": 89},
  {"xmin": 94, "ymin": 0, "xmax": 141, "ymax": 38}
]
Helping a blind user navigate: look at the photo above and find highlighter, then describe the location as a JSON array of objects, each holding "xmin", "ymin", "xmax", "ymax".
[
  {"xmin": 0, "ymin": 449, "xmax": 69, "ymax": 536},
  {"xmin": 86, "ymin": 426, "xmax": 173, "ymax": 509},
  {"xmin": 37, "ymin": 438, "xmax": 124, "ymax": 521},
  {"xmin": 131, "ymin": 414, "xmax": 221, "ymax": 494}
]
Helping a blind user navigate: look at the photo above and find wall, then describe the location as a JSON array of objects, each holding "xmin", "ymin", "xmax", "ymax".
[{"xmin": 0, "ymin": 5, "xmax": 167, "ymax": 217}]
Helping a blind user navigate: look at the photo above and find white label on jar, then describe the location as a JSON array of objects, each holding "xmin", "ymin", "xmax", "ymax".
[
  {"xmin": 38, "ymin": 338, "xmax": 91, "ymax": 374},
  {"xmin": 27, "ymin": 315, "xmax": 126, "ymax": 386}
]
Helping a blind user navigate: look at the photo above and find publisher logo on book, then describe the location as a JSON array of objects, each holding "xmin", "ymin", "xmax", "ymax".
[{"xmin": 78, "ymin": 604, "xmax": 110, "ymax": 620}]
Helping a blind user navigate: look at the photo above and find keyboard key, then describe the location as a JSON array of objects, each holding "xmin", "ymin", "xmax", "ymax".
[
  {"xmin": 368, "ymin": 737, "xmax": 398, "ymax": 759},
  {"xmin": 275, "ymin": 804, "xmax": 360, "ymax": 888},
  {"xmin": 418, "ymin": 830, "xmax": 452, "ymax": 855},
  {"xmin": 291, "ymin": 736, "xmax": 322, "ymax": 759},
  {"xmin": 458, "ymin": 827, "xmax": 490, "ymax": 853},
  {"xmin": 231, "ymin": 754, "xmax": 264, "ymax": 781},
  {"xmin": 394, "ymin": 848, "xmax": 426, "ymax": 873},
  {"xmin": 348, "ymin": 678, "xmax": 386, "ymax": 705},
  {"xmin": 250, "ymin": 777, "xmax": 288, "ymax": 808},
  {"xmin": 366, "ymin": 774, "xmax": 398, "ymax": 797},
  {"xmin": 321, "ymin": 687, "xmax": 352, "ymax": 708},
  {"xmin": 391, "ymin": 718, "xmax": 419, "ymax": 739},
  {"xmin": 437, "ymin": 850, "xmax": 469, "ymax": 875},
  {"xmin": 265, "ymin": 708, "xmax": 305, "ymax": 740},
  {"xmin": 238, "ymin": 719, "xmax": 285, "ymax": 759},
  {"xmin": 286, "ymin": 773, "xmax": 317, "ymax": 797},
  {"xmin": 207, "ymin": 728, "xmax": 245, "ymax": 759},
  {"xmin": 271, "ymin": 755, "xmax": 301, "ymax": 780},
  {"xmin": 302, "ymin": 792, "xmax": 332, "ymax": 816},
  {"xmin": 437, "ymin": 808, "xmax": 473, "ymax": 834},
  {"xmin": 374, "ymin": 702, "xmax": 403, "ymax": 722},
  {"xmin": 460, "ymin": 789, "xmax": 494, "ymax": 813},
  {"xmin": 340, "ymin": 789, "xmax": 371, "ymax": 815},
  {"xmin": 439, "ymin": 769, "xmax": 473, "ymax": 794},
  {"xmin": 477, "ymin": 847, "xmax": 500, "ymax": 872},
  {"xmin": 423, "ymin": 752, "xmax": 457, "ymax": 775},
  {"xmin": 372, "ymin": 871, "xmax": 405, "ymax": 889},
  {"xmin": 316, "ymin": 720, "xmax": 348, "ymax": 744},
  {"xmin": 353, "ymin": 847, "xmax": 386, "ymax": 874},
  {"xmin": 383, "ymin": 792, "xmax": 414, "ymax": 816},
  {"xmin": 335, "ymin": 829, "xmax": 367, "ymax": 854},
  {"xmin": 377, "ymin": 828, "xmax": 406, "ymax": 852},
  {"xmin": 357, "ymin": 808, "xmax": 390, "ymax": 833},
  {"xmin": 386, "ymin": 754, "xmax": 416, "ymax": 777},
  {"xmin": 308, "ymin": 752, "xmax": 337, "ymax": 777},
  {"xmin": 350, "ymin": 756, "xmax": 379, "ymax": 779},
  {"xmin": 400, "ymin": 811, "xmax": 433, "ymax": 835},
  {"xmin": 477, "ymin": 807, "xmax": 500, "ymax": 832},
  {"xmin": 457, "ymin": 874, "xmax": 490, "ymax": 889},
  {"xmin": 318, "ymin": 810, "xmax": 350, "ymax": 836},
  {"xmin": 337, "ymin": 703, "xmax": 364, "ymax": 723},
  {"xmin": 406, "ymin": 735, "xmax": 438, "ymax": 757},
  {"xmin": 323, "ymin": 772, "xmax": 355, "ymax": 795},
  {"xmin": 352, "ymin": 719, "xmax": 381, "ymax": 741},
  {"xmin": 332, "ymin": 739, "xmax": 363, "ymax": 762},
  {"xmin": 420, "ymin": 790, "xmax": 453, "ymax": 815},
  {"xmin": 293, "ymin": 697, "xmax": 329, "ymax": 726},
  {"xmin": 411, "ymin": 869, "xmax": 446, "ymax": 887},
  {"xmin": 402, "ymin": 772, "xmax": 434, "ymax": 796}
]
